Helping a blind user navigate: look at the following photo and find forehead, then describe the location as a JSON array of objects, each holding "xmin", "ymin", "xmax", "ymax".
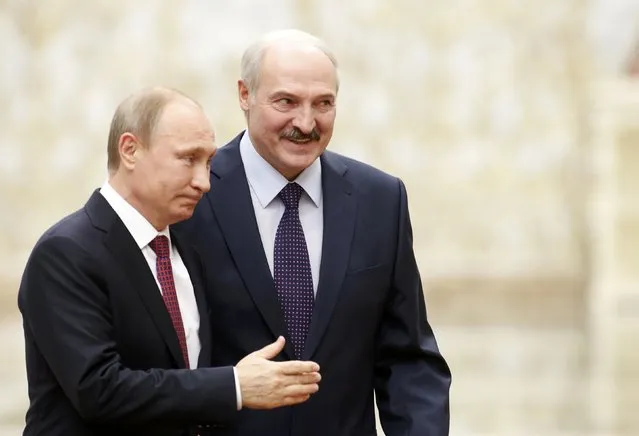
[
  {"xmin": 153, "ymin": 101, "xmax": 215, "ymax": 144},
  {"xmin": 258, "ymin": 45, "xmax": 337, "ymax": 95}
]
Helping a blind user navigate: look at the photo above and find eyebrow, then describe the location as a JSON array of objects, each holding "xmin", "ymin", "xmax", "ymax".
[
  {"xmin": 316, "ymin": 93, "xmax": 336, "ymax": 101},
  {"xmin": 270, "ymin": 91, "xmax": 296, "ymax": 99},
  {"xmin": 270, "ymin": 91, "xmax": 336, "ymax": 100},
  {"xmin": 178, "ymin": 144, "xmax": 215, "ymax": 154}
]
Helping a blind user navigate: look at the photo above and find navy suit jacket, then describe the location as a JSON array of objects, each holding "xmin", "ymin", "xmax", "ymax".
[
  {"xmin": 18, "ymin": 191, "xmax": 237, "ymax": 436},
  {"xmin": 175, "ymin": 132, "xmax": 451, "ymax": 436}
]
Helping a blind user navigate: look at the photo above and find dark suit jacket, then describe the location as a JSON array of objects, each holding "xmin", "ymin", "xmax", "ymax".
[
  {"xmin": 175, "ymin": 132, "xmax": 452, "ymax": 436},
  {"xmin": 17, "ymin": 191, "xmax": 237, "ymax": 436}
]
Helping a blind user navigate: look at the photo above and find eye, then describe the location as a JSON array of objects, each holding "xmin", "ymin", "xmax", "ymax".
[
  {"xmin": 316, "ymin": 100, "xmax": 334, "ymax": 112},
  {"xmin": 277, "ymin": 98, "xmax": 293, "ymax": 105}
]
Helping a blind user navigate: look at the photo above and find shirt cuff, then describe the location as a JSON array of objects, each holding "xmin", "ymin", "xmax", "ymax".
[{"xmin": 233, "ymin": 367, "xmax": 242, "ymax": 410}]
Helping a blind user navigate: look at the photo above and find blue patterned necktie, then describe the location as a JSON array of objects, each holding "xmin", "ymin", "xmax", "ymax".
[{"xmin": 274, "ymin": 182, "xmax": 314, "ymax": 358}]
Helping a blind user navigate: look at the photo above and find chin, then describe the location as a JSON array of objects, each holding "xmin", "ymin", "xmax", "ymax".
[
  {"xmin": 287, "ymin": 150, "xmax": 319, "ymax": 165},
  {"xmin": 171, "ymin": 209, "xmax": 195, "ymax": 225},
  {"xmin": 279, "ymin": 161, "xmax": 311, "ymax": 178}
]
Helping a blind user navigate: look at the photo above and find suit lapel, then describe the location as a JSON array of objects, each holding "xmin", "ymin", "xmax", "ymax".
[
  {"xmin": 172, "ymin": 231, "xmax": 211, "ymax": 368},
  {"xmin": 207, "ymin": 136, "xmax": 295, "ymax": 359},
  {"xmin": 303, "ymin": 153, "xmax": 357, "ymax": 359},
  {"xmin": 86, "ymin": 192, "xmax": 187, "ymax": 369}
]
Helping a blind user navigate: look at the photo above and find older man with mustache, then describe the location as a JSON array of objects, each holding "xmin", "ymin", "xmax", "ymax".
[{"xmin": 175, "ymin": 30, "xmax": 451, "ymax": 436}]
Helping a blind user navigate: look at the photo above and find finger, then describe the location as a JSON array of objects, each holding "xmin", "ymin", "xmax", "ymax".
[
  {"xmin": 278, "ymin": 360, "xmax": 320, "ymax": 375},
  {"xmin": 288, "ymin": 372, "xmax": 321, "ymax": 385},
  {"xmin": 251, "ymin": 336, "xmax": 286, "ymax": 360},
  {"xmin": 283, "ymin": 383, "xmax": 320, "ymax": 398},
  {"xmin": 282, "ymin": 394, "xmax": 311, "ymax": 406}
]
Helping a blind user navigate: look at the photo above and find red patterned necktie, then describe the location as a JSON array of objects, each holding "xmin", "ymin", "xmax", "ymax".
[{"xmin": 148, "ymin": 235, "xmax": 190, "ymax": 368}]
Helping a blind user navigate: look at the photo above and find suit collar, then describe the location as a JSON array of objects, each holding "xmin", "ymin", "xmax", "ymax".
[
  {"xmin": 239, "ymin": 131, "xmax": 322, "ymax": 208},
  {"xmin": 84, "ymin": 191, "xmax": 209, "ymax": 369},
  {"xmin": 171, "ymin": 233, "xmax": 212, "ymax": 368},
  {"xmin": 320, "ymin": 149, "xmax": 349, "ymax": 179},
  {"xmin": 208, "ymin": 133, "xmax": 357, "ymax": 359},
  {"xmin": 303, "ymin": 151, "xmax": 356, "ymax": 359},
  {"xmin": 98, "ymin": 181, "xmax": 170, "ymax": 249},
  {"xmin": 207, "ymin": 134, "xmax": 295, "ymax": 357},
  {"xmin": 210, "ymin": 132, "xmax": 245, "ymax": 179}
]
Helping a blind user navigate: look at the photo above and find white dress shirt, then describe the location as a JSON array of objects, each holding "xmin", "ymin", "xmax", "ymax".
[
  {"xmin": 100, "ymin": 182, "xmax": 243, "ymax": 410},
  {"xmin": 99, "ymin": 182, "xmax": 202, "ymax": 367},
  {"xmin": 240, "ymin": 132, "xmax": 324, "ymax": 294}
]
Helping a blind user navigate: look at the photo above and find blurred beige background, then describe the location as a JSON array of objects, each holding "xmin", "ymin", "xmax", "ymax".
[{"xmin": 1, "ymin": 0, "xmax": 639, "ymax": 435}]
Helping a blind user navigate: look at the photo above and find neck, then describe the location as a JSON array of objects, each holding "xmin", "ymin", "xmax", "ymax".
[{"xmin": 108, "ymin": 173, "xmax": 167, "ymax": 231}]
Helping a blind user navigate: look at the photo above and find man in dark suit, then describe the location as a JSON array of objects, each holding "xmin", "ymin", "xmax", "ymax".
[
  {"xmin": 175, "ymin": 30, "xmax": 452, "ymax": 435},
  {"xmin": 17, "ymin": 86, "xmax": 321, "ymax": 436}
]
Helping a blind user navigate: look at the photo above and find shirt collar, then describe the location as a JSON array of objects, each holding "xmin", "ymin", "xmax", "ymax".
[
  {"xmin": 239, "ymin": 130, "xmax": 322, "ymax": 209},
  {"xmin": 99, "ymin": 181, "xmax": 171, "ymax": 250}
]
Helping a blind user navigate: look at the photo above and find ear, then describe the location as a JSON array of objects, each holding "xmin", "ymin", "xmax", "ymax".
[
  {"xmin": 238, "ymin": 79, "xmax": 250, "ymax": 111},
  {"xmin": 118, "ymin": 132, "xmax": 141, "ymax": 170}
]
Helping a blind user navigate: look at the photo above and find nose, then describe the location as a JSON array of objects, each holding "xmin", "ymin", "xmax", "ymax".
[
  {"xmin": 191, "ymin": 163, "xmax": 211, "ymax": 193},
  {"xmin": 292, "ymin": 105, "xmax": 316, "ymax": 134}
]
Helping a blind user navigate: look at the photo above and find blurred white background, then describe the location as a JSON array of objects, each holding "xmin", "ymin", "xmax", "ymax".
[{"xmin": 2, "ymin": 1, "xmax": 639, "ymax": 434}]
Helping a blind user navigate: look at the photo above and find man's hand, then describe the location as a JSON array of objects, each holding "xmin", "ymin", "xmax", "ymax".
[{"xmin": 235, "ymin": 336, "xmax": 320, "ymax": 409}]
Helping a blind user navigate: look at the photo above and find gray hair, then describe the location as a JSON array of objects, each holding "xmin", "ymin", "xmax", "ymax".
[
  {"xmin": 240, "ymin": 29, "xmax": 339, "ymax": 94},
  {"xmin": 106, "ymin": 86, "xmax": 200, "ymax": 173}
]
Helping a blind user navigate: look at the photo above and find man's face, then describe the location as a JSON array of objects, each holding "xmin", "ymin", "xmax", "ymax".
[
  {"xmin": 131, "ymin": 101, "xmax": 216, "ymax": 228},
  {"xmin": 239, "ymin": 44, "xmax": 337, "ymax": 180}
]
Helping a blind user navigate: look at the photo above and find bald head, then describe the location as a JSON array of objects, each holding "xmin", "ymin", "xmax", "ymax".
[
  {"xmin": 240, "ymin": 29, "xmax": 339, "ymax": 94},
  {"xmin": 107, "ymin": 86, "xmax": 202, "ymax": 173}
]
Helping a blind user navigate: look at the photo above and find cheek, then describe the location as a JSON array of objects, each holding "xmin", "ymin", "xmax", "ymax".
[
  {"xmin": 156, "ymin": 163, "xmax": 188, "ymax": 194},
  {"xmin": 318, "ymin": 113, "xmax": 336, "ymax": 133},
  {"xmin": 133, "ymin": 169, "xmax": 153, "ymax": 192},
  {"xmin": 167, "ymin": 168, "xmax": 193, "ymax": 189},
  {"xmin": 258, "ymin": 111, "xmax": 290, "ymax": 134}
]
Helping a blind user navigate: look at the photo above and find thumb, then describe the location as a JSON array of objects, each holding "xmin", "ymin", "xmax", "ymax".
[{"xmin": 252, "ymin": 336, "xmax": 286, "ymax": 360}]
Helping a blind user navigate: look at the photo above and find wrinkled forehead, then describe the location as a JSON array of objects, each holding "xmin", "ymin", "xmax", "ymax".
[{"xmin": 258, "ymin": 44, "xmax": 338, "ymax": 94}]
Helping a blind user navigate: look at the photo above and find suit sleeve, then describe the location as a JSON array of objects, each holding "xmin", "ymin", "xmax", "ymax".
[
  {"xmin": 374, "ymin": 179, "xmax": 452, "ymax": 436},
  {"xmin": 19, "ymin": 235, "xmax": 237, "ymax": 426}
]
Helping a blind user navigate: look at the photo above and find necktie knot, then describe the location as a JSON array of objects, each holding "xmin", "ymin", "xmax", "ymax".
[
  {"xmin": 149, "ymin": 235, "xmax": 170, "ymax": 258},
  {"xmin": 279, "ymin": 182, "xmax": 304, "ymax": 211}
]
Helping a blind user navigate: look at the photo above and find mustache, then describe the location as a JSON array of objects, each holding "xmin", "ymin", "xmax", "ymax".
[{"xmin": 281, "ymin": 127, "xmax": 320, "ymax": 142}]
